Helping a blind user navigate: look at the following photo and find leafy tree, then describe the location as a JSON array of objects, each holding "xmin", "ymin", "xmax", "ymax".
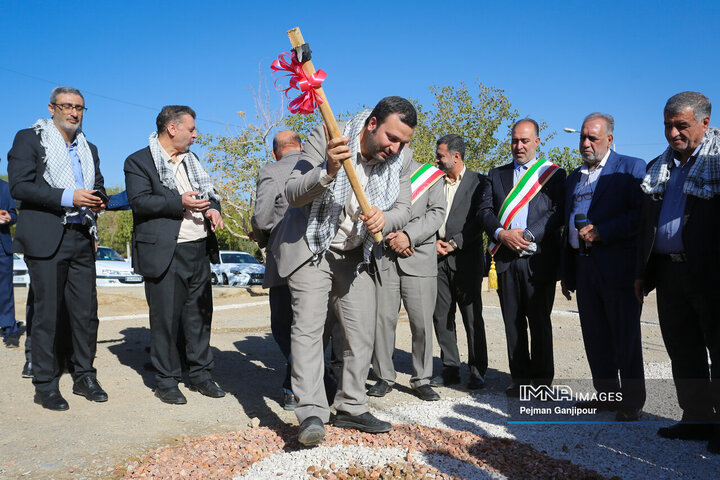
[
  {"xmin": 408, "ymin": 81, "xmax": 573, "ymax": 175},
  {"xmin": 196, "ymin": 76, "xmax": 286, "ymax": 246},
  {"xmin": 546, "ymin": 145, "xmax": 582, "ymax": 173},
  {"xmin": 409, "ymin": 82, "xmax": 519, "ymax": 173}
]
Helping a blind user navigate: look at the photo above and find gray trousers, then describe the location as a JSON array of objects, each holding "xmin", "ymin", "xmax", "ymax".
[
  {"xmin": 287, "ymin": 247, "xmax": 375, "ymax": 423},
  {"xmin": 373, "ymin": 260, "xmax": 435, "ymax": 388}
]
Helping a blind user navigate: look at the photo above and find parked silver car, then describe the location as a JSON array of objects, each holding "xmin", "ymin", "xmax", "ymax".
[
  {"xmin": 95, "ymin": 246, "xmax": 143, "ymax": 286},
  {"xmin": 211, "ymin": 250, "xmax": 264, "ymax": 286}
]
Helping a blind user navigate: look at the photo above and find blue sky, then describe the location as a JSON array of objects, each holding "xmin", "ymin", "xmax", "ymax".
[{"xmin": 1, "ymin": 1, "xmax": 719, "ymax": 187}]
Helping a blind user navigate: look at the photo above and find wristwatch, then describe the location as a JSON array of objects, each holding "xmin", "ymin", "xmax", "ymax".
[{"xmin": 448, "ymin": 238, "xmax": 458, "ymax": 250}]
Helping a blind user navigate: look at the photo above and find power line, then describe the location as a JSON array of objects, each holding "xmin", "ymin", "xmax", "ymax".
[{"xmin": 0, "ymin": 66, "xmax": 242, "ymax": 128}]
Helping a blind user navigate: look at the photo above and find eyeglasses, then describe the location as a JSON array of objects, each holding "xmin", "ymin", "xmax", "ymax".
[{"xmin": 52, "ymin": 103, "xmax": 87, "ymax": 113}]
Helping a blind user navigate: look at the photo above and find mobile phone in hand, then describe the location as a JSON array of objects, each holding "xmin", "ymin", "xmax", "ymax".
[{"xmin": 92, "ymin": 190, "xmax": 110, "ymax": 204}]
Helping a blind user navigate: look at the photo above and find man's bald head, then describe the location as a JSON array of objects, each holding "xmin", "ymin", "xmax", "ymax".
[{"xmin": 272, "ymin": 130, "xmax": 302, "ymax": 160}]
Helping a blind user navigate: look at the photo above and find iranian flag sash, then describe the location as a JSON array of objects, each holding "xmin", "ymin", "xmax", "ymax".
[
  {"xmin": 411, "ymin": 163, "xmax": 444, "ymax": 204},
  {"xmin": 487, "ymin": 158, "xmax": 560, "ymax": 255}
]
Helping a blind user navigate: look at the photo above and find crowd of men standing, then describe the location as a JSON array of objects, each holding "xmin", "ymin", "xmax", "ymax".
[{"xmin": 3, "ymin": 87, "xmax": 718, "ymax": 456}]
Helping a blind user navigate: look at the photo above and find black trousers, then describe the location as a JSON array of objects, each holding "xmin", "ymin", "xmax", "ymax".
[
  {"xmin": 270, "ymin": 285, "xmax": 293, "ymax": 390},
  {"xmin": 576, "ymin": 255, "xmax": 646, "ymax": 409},
  {"xmin": 24, "ymin": 228, "xmax": 98, "ymax": 392},
  {"xmin": 497, "ymin": 256, "xmax": 555, "ymax": 385},
  {"xmin": 655, "ymin": 258, "xmax": 720, "ymax": 421},
  {"xmin": 433, "ymin": 257, "xmax": 487, "ymax": 377},
  {"xmin": 144, "ymin": 240, "xmax": 214, "ymax": 389}
]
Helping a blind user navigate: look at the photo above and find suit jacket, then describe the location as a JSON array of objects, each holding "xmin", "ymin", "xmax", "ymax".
[
  {"xmin": 561, "ymin": 151, "xmax": 646, "ymax": 290},
  {"xmin": 636, "ymin": 156, "xmax": 720, "ymax": 293},
  {"xmin": 7, "ymin": 128, "xmax": 105, "ymax": 257},
  {"xmin": 251, "ymin": 150, "xmax": 301, "ymax": 288},
  {"xmin": 438, "ymin": 168, "xmax": 487, "ymax": 279},
  {"xmin": 0, "ymin": 179, "xmax": 18, "ymax": 256},
  {"xmin": 124, "ymin": 146, "xmax": 220, "ymax": 279},
  {"xmin": 271, "ymin": 123, "xmax": 412, "ymax": 279},
  {"xmin": 479, "ymin": 160, "xmax": 566, "ymax": 282},
  {"xmin": 379, "ymin": 161, "xmax": 446, "ymax": 278}
]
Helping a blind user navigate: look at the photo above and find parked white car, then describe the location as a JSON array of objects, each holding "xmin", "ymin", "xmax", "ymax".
[
  {"xmin": 12, "ymin": 253, "xmax": 30, "ymax": 287},
  {"xmin": 211, "ymin": 250, "xmax": 264, "ymax": 286},
  {"xmin": 95, "ymin": 246, "xmax": 143, "ymax": 286}
]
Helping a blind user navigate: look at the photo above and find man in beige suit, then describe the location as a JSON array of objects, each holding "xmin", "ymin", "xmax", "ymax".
[
  {"xmin": 270, "ymin": 97, "xmax": 416, "ymax": 447},
  {"xmin": 369, "ymin": 160, "xmax": 445, "ymax": 401}
]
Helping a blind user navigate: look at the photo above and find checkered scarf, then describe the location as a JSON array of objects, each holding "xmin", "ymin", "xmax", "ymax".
[
  {"xmin": 31, "ymin": 118, "xmax": 98, "ymax": 238},
  {"xmin": 305, "ymin": 110, "xmax": 403, "ymax": 264},
  {"xmin": 641, "ymin": 126, "xmax": 720, "ymax": 200},
  {"xmin": 148, "ymin": 132, "xmax": 221, "ymax": 202}
]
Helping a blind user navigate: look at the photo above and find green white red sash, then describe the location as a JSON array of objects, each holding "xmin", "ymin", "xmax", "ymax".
[
  {"xmin": 488, "ymin": 158, "xmax": 560, "ymax": 255},
  {"xmin": 411, "ymin": 163, "xmax": 444, "ymax": 204}
]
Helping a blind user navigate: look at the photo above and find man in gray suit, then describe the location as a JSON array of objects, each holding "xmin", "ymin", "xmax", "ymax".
[
  {"xmin": 368, "ymin": 160, "xmax": 445, "ymax": 401},
  {"xmin": 270, "ymin": 96, "xmax": 416, "ymax": 446},
  {"xmin": 251, "ymin": 131, "xmax": 303, "ymax": 410}
]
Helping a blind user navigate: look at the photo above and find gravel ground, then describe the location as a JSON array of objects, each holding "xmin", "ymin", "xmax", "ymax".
[{"xmin": 121, "ymin": 423, "xmax": 608, "ymax": 480}]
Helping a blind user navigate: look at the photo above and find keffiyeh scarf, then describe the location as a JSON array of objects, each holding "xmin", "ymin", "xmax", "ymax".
[
  {"xmin": 641, "ymin": 126, "xmax": 720, "ymax": 200},
  {"xmin": 305, "ymin": 109, "xmax": 404, "ymax": 264},
  {"xmin": 148, "ymin": 132, "xmax": 221, "ymax": 202},
  {"xmin": 31, "ymin": 118, "xmax": 98, "ymax": 238}
]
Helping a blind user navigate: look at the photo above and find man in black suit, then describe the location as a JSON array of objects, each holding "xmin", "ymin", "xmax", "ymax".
[
  {"xmin": 430, "ymin": 134, "xmax": 488, "ymax": 390},
  {"xmin": 480, "ymin": 118, "xmax": 565, "ymax": 397},
  {"xmin": 8, "ymin": 86, "xmax": 107, "ymax": 410},
  {"xmin": 561, "ymin": 113, "xmax": 646, "ymax": 421},
  {"xmin": 635, "ymin": 91, "xmax": 720, "ymax": 454},
  {"xmin": 124, "ymin": 105, "xmax": 225, "ymax": 405}
]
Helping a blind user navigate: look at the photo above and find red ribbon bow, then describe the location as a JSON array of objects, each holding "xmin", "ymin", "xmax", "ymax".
[{"xmin": 271, "ymin": 51, "xmax": 326, "ymax": 115}]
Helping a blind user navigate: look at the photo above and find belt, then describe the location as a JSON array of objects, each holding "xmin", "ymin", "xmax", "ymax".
[
  {"xmin": 654, "ymin": 253, "xmax": 686, "ymax": 263},
  {"xmin": 64, "ymin": 223, "xmax": 88, "ymax": 231}
]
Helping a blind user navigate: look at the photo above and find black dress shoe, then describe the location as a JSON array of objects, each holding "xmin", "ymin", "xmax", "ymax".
[
  {"xmin": 413, "ymin": 384, "xmax": 440, "ymax": 401},
  {"xmin": 3, "ymin": 332, "xmax": 20, "ymax": 348},
  {"xmin": 34, "ymin": 390, "xmax": 69, "ymax": 411},
  {"xmin": 188, "ymin": 379, "xmax": 225, "ymax": 398},
  {"xmin": 505, "ymin": 383, "xmax": 521, "ymax": 397},
  {"xmin": 21, "ymin": 360, "xmax": 33, "ymax": 378},
  {"xmin": 283, "ymin": 392, "xmax": 298, "ymax": 411},
  {"xmin": 367, "ymin": 380, "xmax": 392, "ymax": 397},
  {"xmin": 429, "ymin": 369, "xmax": 461, "ymax": 387},
  {"xmin": 657, "ymin": 422, "xmax": 713, "ymax": 440},
  {"xmin": 155, "ymin": 386, "xmax": 188, "ymax": 405},
  {"xmin": 615, "ymin": 408, "xmax": 642, "ymax": 422},
  {"xmin": 467, "ymin": 374, "xmax": 485, "ymax": 390},
  {"xmin": 72, "ymin": 377, "xmax": 108, "ymax": 402},
  {"xmin": 298, "ymin": 416, "xmax": 325, "ymax": 447},
  {"xmin": 334, "ymin": 411, "xmax": 392, "ymax": 433},
  {"xmin": 575, "ymin": 399, "xmax": 619, "ymax": 412}
]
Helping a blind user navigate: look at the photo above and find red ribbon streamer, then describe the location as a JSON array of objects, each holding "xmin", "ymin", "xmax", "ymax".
[{"xmin": 271, "ymin": 51, "xmax": 326, "ymax": 115}]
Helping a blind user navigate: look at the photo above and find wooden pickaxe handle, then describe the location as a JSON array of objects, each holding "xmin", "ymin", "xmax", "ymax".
[{"xmin": 286, "ymin": 27, "xmax": 383, "ymax": 244}]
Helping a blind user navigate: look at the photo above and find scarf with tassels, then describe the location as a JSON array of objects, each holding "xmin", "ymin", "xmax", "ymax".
[
  {"xmin": 31, "ymin": 118, "xmax": 98, "ymax": 239},
  {"xmin": 641, "ymin": 126, "xmax": 720, "ymax": 200}
]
